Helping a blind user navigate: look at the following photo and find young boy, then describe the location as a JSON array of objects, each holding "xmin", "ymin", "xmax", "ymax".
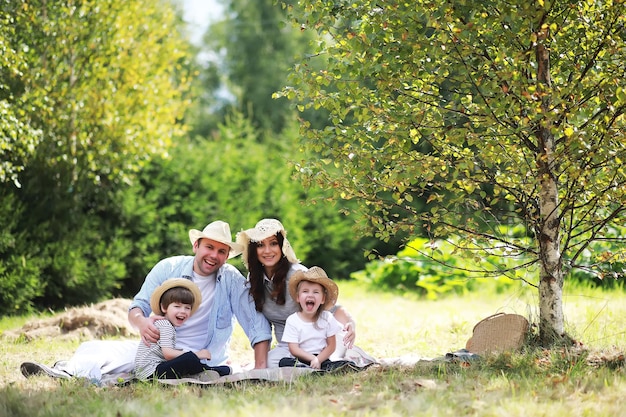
[
  {"xmin": 134, "ymin": 278, "xmax": 229, "ymax": 380},
  {"xmin": 279, "ymin": 266, "xmax": 358, "ymax": 371}
]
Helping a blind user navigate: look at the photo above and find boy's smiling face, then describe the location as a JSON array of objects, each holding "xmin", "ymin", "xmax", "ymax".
[{"xmin": 162, "ymin": 302, "xmax": 193, "ymax": 327}]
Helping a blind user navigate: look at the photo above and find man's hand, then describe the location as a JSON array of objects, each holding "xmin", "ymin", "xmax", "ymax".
[
  {"xmin": 252, "ymin": 340, "xmax": 270, "ymax": 369},
  {"xmin": 196, "ymin": 349, "xmax": 211, "ymax": 360},
  {"xmin": 129, "ymin": 307, "xmax": 163, "ymax": 346},
  {"xmin": 139, "ymin": 315, "xmax": 164, "ymax": 346}
]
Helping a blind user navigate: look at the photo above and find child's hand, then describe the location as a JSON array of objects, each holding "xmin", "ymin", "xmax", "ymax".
[
  {"xmin": 310, "ymin": 357, "xmax": 321, "ymax": 369},
  {"xmin": 196, "ymin": 349, "xmax": 211, "ymax": 360}
]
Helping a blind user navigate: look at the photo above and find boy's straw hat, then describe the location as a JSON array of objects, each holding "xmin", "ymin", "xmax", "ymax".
[
  {"xmin": 150, "ymin": 278, "xmax": 202, "ymax": 316},
  {"xmin": 288, "ymin": 266, "xmax": 338, "ymax": 310}
]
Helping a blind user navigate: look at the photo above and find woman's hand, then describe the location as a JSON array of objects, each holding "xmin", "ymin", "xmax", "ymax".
[
  {"xmin": 342, "ymin": 321, "xmax": 356, "ymax": 349},
  {"xmin": 333, "ymin": 306, "xmax": 356, "ymax": 349}
]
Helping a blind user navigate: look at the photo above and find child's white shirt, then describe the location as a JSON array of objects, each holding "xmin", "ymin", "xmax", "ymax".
[{"xmin": 281, "ymin": 310, "xmax": 342, "ymax": 355}]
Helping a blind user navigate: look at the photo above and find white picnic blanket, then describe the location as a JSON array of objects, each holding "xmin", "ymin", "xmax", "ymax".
[
  {"xmin": 57, "ymin": 340, "xmax": 139, "ymax": 380},
  {"xmin": 23, "ymin": 340, "xmax": 379, "ymax": 386}
]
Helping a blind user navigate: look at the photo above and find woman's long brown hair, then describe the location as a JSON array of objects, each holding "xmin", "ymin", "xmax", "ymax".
[{"xmin": 247, "ymin": 232, "xmax": 292, "ymax": 312}]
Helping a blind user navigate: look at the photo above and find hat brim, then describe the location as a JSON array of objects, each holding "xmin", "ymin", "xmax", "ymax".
[
  {"xmin": 288, "ymin": 268, "xmax": 338, "ymax": 310},
  {"xmin": 150, "ymin": 278, "xmax": 202, "ymax": 316},
  {"xmin": 189, "ymin": 229, "xmax": 244, "ymax": 259},
  {"xmin": 236, "ymin": 228, "xmax": 299, "ymax": 269}
]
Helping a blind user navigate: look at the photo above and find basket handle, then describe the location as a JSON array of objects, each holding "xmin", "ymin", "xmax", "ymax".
[{"xmin": 471, "ymin": 312, "xmax": 506, "ymax": 332}]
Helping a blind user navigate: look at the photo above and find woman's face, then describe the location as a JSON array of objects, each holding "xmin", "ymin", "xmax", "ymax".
[{"xmin": 256, "ymin": 235, "xmax": 282, "ymax": 272}]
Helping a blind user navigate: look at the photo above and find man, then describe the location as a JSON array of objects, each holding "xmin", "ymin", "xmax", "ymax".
[
  {"xmin": 128, "ymin": 220, "xmax": 270, "ymax": 369},
  {"xmin": 21, "ymin": 220, "xmax": 271, "ymax": 382}
]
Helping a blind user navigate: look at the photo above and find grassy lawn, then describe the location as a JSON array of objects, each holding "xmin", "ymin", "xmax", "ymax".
[{"xmin": 1, "ymin": 281, "xmax": 625, "ymax": 417}]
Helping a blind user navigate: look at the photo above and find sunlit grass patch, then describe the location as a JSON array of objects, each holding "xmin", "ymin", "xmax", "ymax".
[{"xmin": 1, "ymin": 282, "xmax": 625, "ymax": 416}]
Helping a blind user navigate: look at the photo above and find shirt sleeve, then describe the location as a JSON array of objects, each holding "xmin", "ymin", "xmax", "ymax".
[
  {"xmin": 155, "ymin": 320, "xmax": 177, "ymax": 349},
  {"xmin": 226, "ymin": 265, "xmax": 272, "ymax": 347},
  {"xmin": 324, "ymin": 311, "xmax": 343, "ymax": 337},
  {"xmin": 281, "ymin": 314, "xmax": 300, "ymax": 344}
]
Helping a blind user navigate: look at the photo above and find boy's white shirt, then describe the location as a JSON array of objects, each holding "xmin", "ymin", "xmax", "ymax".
[{"xmin": 174, "ymin": 271, "xmax": 217, "ymax": 352}]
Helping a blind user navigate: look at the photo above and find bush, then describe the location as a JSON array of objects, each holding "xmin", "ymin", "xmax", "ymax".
[
  {"xmin": 351, "ymin": 237, "xmax": 519, "ymax": 299},
  {"xmin": 352, "ymin": 224, "xmax": 626, "ymax": 298},
  {"xmin": 565, "ymin": 224, "xmax": 626, "ymax": 289},
  {"xmin": 0, "ymin": 193, "xmax": 44, "ymax": 315},
  {"xmin": 115, "ymin": 113, "xmax": 388, "ymax": 297}
]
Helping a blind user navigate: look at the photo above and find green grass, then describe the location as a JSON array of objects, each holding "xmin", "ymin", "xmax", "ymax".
[{"xmin": 1, "ymin": 281, "xmax": 625, "ymax": 417}]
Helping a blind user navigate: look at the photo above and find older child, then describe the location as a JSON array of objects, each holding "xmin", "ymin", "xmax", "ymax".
[
  {"xmin": 236, "ymin": 218, "xmax": 361, "ymax": 367},
  {"xmin": 134, "ymin": 278, "xmax": 229, "ymax": 380},
  {"xmin": 279, "ymin": 267, "xmax": 358, "ymax": 371}
]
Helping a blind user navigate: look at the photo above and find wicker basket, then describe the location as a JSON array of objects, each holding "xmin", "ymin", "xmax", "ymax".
[{"xmin": 466, "ymin": 313, "xmax": 529, "ymax": 355}]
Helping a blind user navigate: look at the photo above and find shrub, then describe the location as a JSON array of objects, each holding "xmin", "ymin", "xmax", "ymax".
[
  {"xmin": 0, "ymin": 193, "xmax": 44, "ymax": 315},
  {"xmin": 351, "ymin": 237, "xmax": 520, "ymax": 299}
]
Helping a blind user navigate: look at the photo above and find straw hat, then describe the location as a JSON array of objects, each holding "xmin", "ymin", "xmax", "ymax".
[
  {"xmin": 288, "ymin": 266, "xmax": 338, "ymax": 310},
  {"xmin": 236, "ymin": 218, "xmax": 299, "ymax": 268},
  {"xmin": 150, "ymin": 278, "xmax": 202, "ymax": 316},
  {"xmin": 189, "ymin": 220, "xmax": 244, "ymax": 259}
]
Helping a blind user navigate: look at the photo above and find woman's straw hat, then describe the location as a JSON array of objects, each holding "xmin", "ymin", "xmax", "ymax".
[{"xmin": 236, "ymin": 218, "xmax": 299, "ymax": 268}]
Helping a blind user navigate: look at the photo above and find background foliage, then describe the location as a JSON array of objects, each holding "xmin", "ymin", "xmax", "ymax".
[
  {"xmin": 280, "ymin": 0, "xmax": 626, "ymax": 340},
  {"xmin": 0, "ymin": 0, "xmax": 396, "ymax": 316},
  {"xmin": 282, "ymin": 0, "xmax": 626, "ymax": 279},
  {"xmin": 116, "ymin": 112, "xmax": 385, "ymax": 295},
  {"xmin": 0, "ymin": 0, "xmax": 193, "ymax": 314},
  {"xmin": 3, "ymin": 0, "xmax": 624, "ymax": 319},
  {"xmin": 354, "ymin": 231, "xmax": 626, "ymax": 299}
]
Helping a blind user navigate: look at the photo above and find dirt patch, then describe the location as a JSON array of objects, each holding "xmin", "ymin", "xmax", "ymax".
[{"xmin": 4, "ymin": 298, "xmax": 138, "ymax": 341}]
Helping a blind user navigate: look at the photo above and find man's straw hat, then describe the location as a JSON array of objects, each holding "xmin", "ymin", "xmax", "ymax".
[{"xmin": 189, "ymin": 220, "xmax": 244, "ymax": 259}]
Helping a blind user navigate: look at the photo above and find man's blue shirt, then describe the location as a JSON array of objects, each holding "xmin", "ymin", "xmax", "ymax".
[{"xmin": 129, "ymin": 255, "xmax": 271, "ymax": 365}]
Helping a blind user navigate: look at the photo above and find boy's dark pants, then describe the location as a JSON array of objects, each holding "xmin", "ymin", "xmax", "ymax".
[{"xmin": 154, "ymin": 351, "xmax": 231, "ymax": 379}]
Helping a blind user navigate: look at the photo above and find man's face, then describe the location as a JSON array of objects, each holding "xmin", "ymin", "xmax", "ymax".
[{"xmin": 193, "ymin": 238, "xmax": 230, "ymax": 276}]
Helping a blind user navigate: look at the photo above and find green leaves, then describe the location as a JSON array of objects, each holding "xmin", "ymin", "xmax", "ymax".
[
  {"xmin": 8, "ymin": 0, "xmax": 192, "ymax": 189},
  {"xmin": 0, "ymin": 7, "xmax": 42, "ymax": 188},
  {"xmin": 0, "ymin": 0, "xmax": 193, "ymax": 312},
  {"xmin": 284, "ymin": 0, "xmax": 626, "ymax": 287}
]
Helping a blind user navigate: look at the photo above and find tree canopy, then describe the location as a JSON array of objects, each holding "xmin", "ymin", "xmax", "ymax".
[
  {"xmin": 282, "ymin": 0, "xmax": 626, "ymax": 343},
  {"xmin": 200, "ymin": 0, "xmax": 317, "ymax": 134},
  {"xmin": 0, "ymin": 8, "xmax": 42, "ymax": 187},
  {"xmin": 0, "ymin": 0, "xmax": 394, "ymax": 315},
  {"xmin": 0, "ymin": 0, "xmax": 193, "ymax": 313}
]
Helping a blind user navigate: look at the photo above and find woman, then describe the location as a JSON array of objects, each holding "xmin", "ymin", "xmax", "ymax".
[{"xmin": 236, "ymin": 218, "xmax": 360, "ymax": 367}]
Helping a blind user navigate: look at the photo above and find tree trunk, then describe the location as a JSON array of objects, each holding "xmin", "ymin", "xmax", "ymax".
[{"xmin": 535, "ymin": 29, "xmax": 565, "ymax": 344}]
